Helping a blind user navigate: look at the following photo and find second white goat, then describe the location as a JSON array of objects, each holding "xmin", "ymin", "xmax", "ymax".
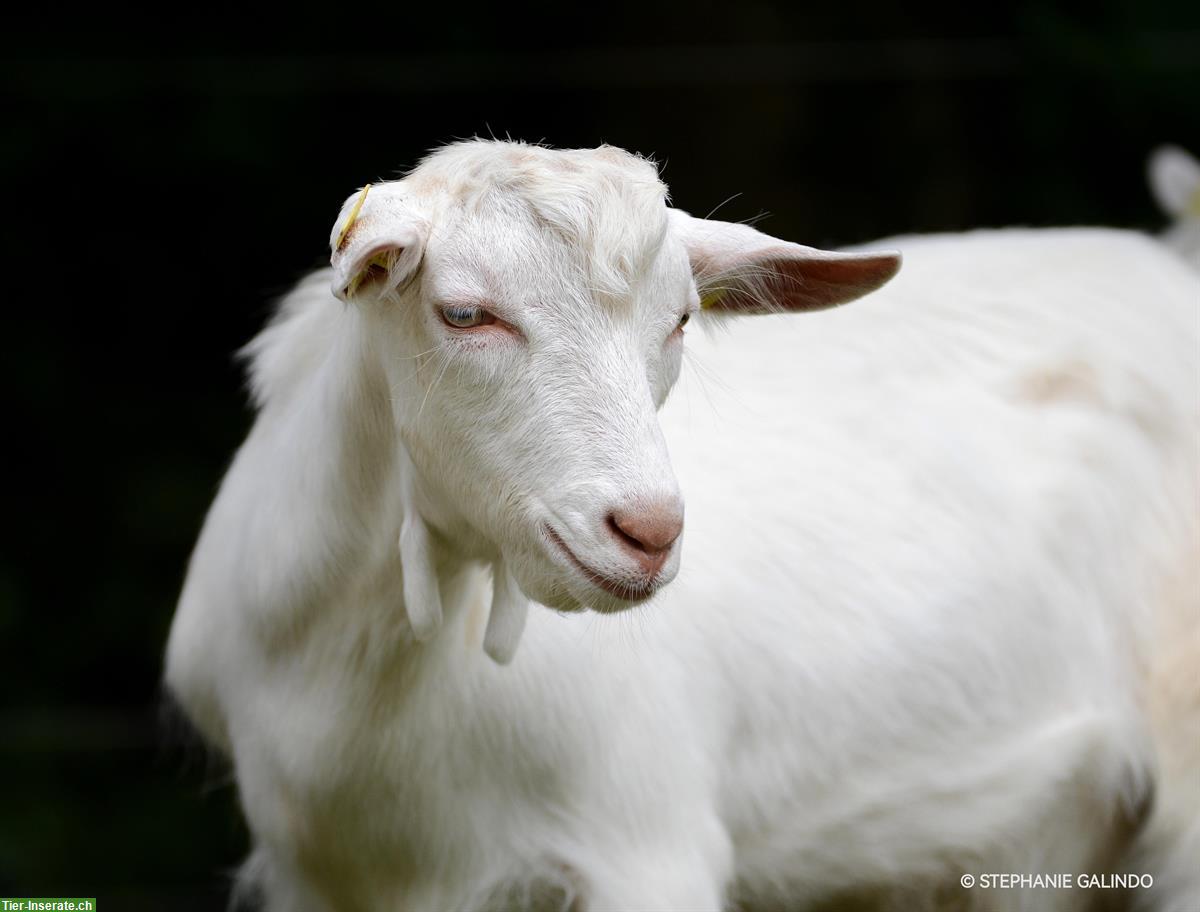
[{"xmin": 1149, "ymin": 144, "xmax": 1200, "ymax": 269}]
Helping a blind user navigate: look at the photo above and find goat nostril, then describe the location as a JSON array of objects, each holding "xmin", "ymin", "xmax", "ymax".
[
  {"xmin": 606, "ymin": 514, "xmax": 644, "ymax": 552},
  {"xmin": 608, "ymin": 506, "xmax": 684, "ymax": 556}
]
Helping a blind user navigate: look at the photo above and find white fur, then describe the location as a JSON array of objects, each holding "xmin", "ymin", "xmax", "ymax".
[{"xmin": 166, "ymin": 141, "xmax": 1200, "ymax": 911}]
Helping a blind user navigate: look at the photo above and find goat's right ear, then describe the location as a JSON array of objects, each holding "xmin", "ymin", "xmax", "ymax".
[
  {"xmin": 330, "ymin": 184, "xmax": 428, "ymax": 302},
  {"xmin": 669, "ymin": 209, "xmax": 900, "ymax": 313}
]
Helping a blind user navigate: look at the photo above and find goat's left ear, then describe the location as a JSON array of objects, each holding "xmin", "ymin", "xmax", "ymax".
[
  {"xmin": 669, "ymin": 209, "xmax": 900, "ymax": 313},
  {"xmin": 330, "ymin": 184, "xmax": 429, "ymax": 302}
]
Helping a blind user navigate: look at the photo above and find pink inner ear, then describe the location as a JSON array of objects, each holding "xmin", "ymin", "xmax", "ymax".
[
  {"xmin": 705, "ymin": 250, "xmax": 901, "ymax": 313},
  {"xmin": 332, "ymin": 229, "xmax": 423, "ymax": 302}
]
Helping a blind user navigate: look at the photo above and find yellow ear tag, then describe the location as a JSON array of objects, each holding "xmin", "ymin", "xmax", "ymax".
[
  {"xmin": 336, "ymin": 183, "xmax": 371, "ymax": 251},
  {"xmin": 699, "ymin": 290, "xmax": 726, "ymax": 310}
]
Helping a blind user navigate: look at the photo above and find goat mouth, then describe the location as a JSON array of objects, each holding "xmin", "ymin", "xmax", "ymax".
[{"xmin": 540, "ymin": 523, "xmax": 659, "ymax": 603}]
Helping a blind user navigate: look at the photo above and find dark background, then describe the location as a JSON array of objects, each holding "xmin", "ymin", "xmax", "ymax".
[{"xmin": 3, "ymin": 3, "xmax": 1198, "ymax": 908}]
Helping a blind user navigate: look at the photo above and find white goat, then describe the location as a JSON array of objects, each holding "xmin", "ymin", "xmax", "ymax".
[
  {"xmin": 166, "ymin": 140, "xmax": 1200, "ymax": 912},
  {"xmin": 1149, "ymin": 144, "xmax": 1200, "ymax": 270}
]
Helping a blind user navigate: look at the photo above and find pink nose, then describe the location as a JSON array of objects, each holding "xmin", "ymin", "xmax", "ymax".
[{"xmin": 606, "ymin": 503, "xmax": 684, "ymax": 578}]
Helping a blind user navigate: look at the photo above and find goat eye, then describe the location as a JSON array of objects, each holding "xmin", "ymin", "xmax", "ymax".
[
  {"xmin": 440, "ymin": 304, "xmax": 495, "ymax": 329},
  {"xmin": 678, "ymin": 312, "xmax": 690, "ymax": 328}
]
